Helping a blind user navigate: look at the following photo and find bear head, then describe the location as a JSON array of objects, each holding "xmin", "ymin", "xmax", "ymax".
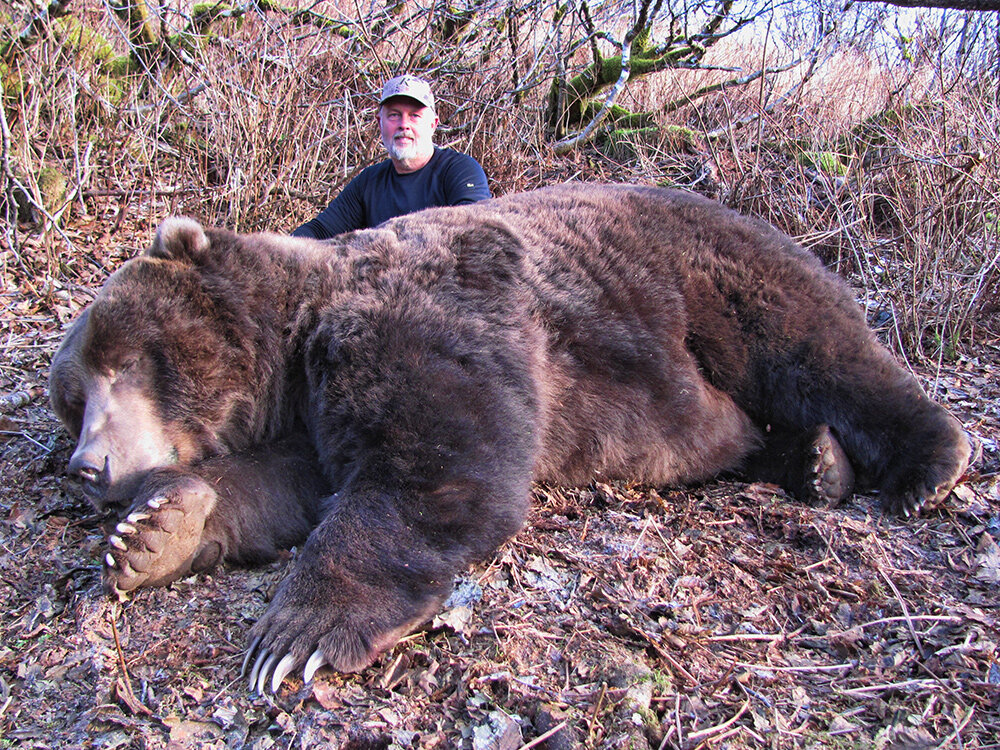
[{"xmin": 50, "ymin": 218, "xmax": 272, "ymax": 509}]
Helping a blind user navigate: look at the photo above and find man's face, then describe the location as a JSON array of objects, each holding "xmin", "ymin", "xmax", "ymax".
[{"xmin": 378, "ymin": 97, "xmax": 439, "ymax": 172}]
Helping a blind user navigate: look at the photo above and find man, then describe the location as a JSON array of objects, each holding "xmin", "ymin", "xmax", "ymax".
[{"xmin": 292, "ymin": 75, "xmax": 492, "ymax": 239}]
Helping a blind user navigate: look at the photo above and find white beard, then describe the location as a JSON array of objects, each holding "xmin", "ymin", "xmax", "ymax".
[{"xmin": 385, "ymin": 135, "xmax": 430, "ymax": 164}]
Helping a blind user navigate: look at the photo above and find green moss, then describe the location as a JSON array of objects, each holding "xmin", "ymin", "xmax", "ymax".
[
  {"xmin": 193, "ymin": 1, "xmax": 232, "ymax": 17},
  {"xmin": 111, "ymin": 0, "xmax": 158, "ymax": 49},
  {"xmin": 897, "ymin": 35, "xmax": 914, "ymax": 63},
  {"xmin": 1, "ymin": 12, "xmax": 18, "ymax": 61},
  {"xmin": 38, "ymin": 166, "xmax": 69, "ymax": 222},
  {"xmin": 166, "ymin": 31, "xmax": 204, "ymax": 54},
  {"xmin": 1, "ymin": 60, "xmax": 24, "ymax": 100},
  {"xmin": 165, "ymin": 121, "xmax": 200, "ymax": 151},
  {"xmin": 845, "ymin": 103, "xmax": 931, "ymax": 154},
  {"xmin": 605, "ymin": 126, "xmax": 659, "ymax": 141},
  {"xmin": 192, "ymin": 2, "xmax": 245, "ymax": 32},
  {"xmin": 572, "ymin": 102, "xmax": 654, "ymax": 130},
  {"xmin": 642, "ymin": 669, "xmax": 673, "ymax": 692},
  {"xmin": 100, "ymin": 74, "xmax": 131, "ymax": 105},
  {"xmin": 599, "ymin": 123, "xmax": 699, "ymax": 160},
  {"xmin": 797, "ymin": 150, "xmax": 848, "ymax": 176},
  {"xmin": 663, "ymin": 125, "xmax": 698, "ymax": 154},
  {"xmin": 599, "ymin": 126, "xmax": 658, "ymax": 161},
  {"xmin": 106, "ymin": 54, "xmax": 139, "ymax": 77},
  {"xmin": 52, "ymin": 17, "xmax": 115, "ymax": 65}
]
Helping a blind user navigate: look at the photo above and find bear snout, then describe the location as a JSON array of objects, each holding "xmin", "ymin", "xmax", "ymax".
[{"xmin": 68, "ymin": 449, "xmax": 112, "ymax": 503}]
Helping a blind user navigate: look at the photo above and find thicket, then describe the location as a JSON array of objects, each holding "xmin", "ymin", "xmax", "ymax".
[{"xmin": 1, "ymin": 0, "xmax": 998, "ymax": 361}]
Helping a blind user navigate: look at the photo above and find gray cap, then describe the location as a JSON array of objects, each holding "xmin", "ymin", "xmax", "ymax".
[{"xmin": 379, "ymin": 75, "xmax": 435, "ymax": 111}]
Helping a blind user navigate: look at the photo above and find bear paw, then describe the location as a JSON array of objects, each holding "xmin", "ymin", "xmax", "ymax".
[
  {"xmin": 880, "ymin": 432, "xmax": 975, "ymax": 517},
  {"xmin": 103, "ymin": 474, "xmax": 220, "ymax": 598},
  {"xmin": 802, "ymin": 425, "xmax": 854, "ymax": 507},
  {"xmin": 241, "ymin": 570, "xmax": 440, "ymax": 694}
]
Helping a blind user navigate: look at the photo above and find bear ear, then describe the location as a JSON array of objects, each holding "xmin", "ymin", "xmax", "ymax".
[{"xmin": 147, "ymin": 217, "xmax": 211, "ymax": 264}]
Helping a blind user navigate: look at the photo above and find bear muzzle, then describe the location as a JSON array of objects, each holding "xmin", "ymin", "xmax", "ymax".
[{"xmin": 68, "ymin": 449, "xmax": 112, "ymax": 501}]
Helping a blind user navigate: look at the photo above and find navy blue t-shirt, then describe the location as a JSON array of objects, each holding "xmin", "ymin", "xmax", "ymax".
[{"xmin": 292, "ymin": 147, "xmax": 491, "ymax": 239}]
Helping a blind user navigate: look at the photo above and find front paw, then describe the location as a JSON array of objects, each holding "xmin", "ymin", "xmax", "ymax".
[
  {"xmin": 104, "ymin": 473, "xmax": 219, "ymax": 597},
  {"xmin": 242, "ymin": 565, "xmax": 443, "ymax": 694}
]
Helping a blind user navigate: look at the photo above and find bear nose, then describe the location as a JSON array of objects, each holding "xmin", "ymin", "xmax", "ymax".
[{"xmin": 68, "ymin": 452, "xmax": 110, "ymax": 491}]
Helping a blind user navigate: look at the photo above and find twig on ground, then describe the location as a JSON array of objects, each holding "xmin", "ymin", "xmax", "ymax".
[
  {"xmin": 685, "ymin": 698, "xmax": 750, "ymax": 743},
  {"xmin": 935, "ymin": 707, "xmax": 975, "ymax": 750},
  {"xmin": 108, "ymin": 605, "xmax": 151, "ymax": 716},
  {"xmin": 734, "ymin": 661, "xmax": 855, "ymax": 674},
  {"xmin": 878, "ymin": 559, "xmax": 926, "ymax": 658},
  {"xmin": 516, "ymin": 720, "xmax": 568, "ymax": 749},
  {"xmin": 587, "ymin": 681, "xmax": 608, "ymax": 745},
  {"xmin": 835, "ymin": 678, "xmax": 942, "ymax": 696},
  {"xmin": 0, "ymin": 387, "xmax": 46, "ymax": 414}
]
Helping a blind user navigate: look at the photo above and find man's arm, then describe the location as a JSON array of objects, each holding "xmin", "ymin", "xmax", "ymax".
[
  {"xmin": 291, "ymin": 174, "xmax": 367, "ymax": 239},
  {"xmin": 442, "ymin": 152, "xmax": 491, "ymax": 206}
]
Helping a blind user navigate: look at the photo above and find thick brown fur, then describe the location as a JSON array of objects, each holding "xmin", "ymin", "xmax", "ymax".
[{"xmin": 49, "ymin": 184, "xmax": 970, "ymax": 688}]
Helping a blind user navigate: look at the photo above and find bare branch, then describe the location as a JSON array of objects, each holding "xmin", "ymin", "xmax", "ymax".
[
  {"xmin": 856, "ymin": 0, "xmax": 1000, "ymax": 9},
  {"xmin": 1, "ymin": 0, "xmax": 73, "ymax": 60},
  {"xmin": 703, "ymin": 36, "xmax": 840, "ymax": 140},
  {"xmin": 661, "ymin": 58, "xmax": 803, "ymax": 114}
]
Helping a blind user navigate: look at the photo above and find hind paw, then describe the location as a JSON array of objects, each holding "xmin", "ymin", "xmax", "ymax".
[
  {"xmin": 881, "ymin": 431, "xmax": 974, "ymax": 517},
  {"xmin": 802, "ymin": 425, "xmax": 855, "ymax": 507}
]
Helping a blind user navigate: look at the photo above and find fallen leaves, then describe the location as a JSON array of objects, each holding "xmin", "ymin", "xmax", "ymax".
[{"xmin": 975, "ymin": 533, "xmax": 1000, "ymax": 584}]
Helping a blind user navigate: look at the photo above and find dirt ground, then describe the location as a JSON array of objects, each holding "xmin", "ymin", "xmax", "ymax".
[{"xmin": 1, "ymin": 227, "xmax": 998, "ymax": 749}]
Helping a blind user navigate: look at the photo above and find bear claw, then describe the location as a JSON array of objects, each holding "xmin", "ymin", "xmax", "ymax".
[
  {"xmin": 247, "ymin": 652, "xmax": 263, "ymax": 691},
  {"xmin": 256, "ymin": 653, "xmax": 277, "ymax": 694},
  {"xmin": 240, "ymin": 637, "xmax": 262, "ymax": 677},
  {"xmin": 241, "ymin": 641, "xmax": 326, "ymax": 694},
  {"xmin": 244, "ymin": 647, "xmax": 295, "ymax": 695},
  {"xmin": 304, "ymin": 650, "xmax": 327, "ymax": 683},
  {"xmin": 102, "ymin": 477, "xmax": 216, "ymax": 593},
  {"xmin": 272, "ymin": 654, "xmax": 297, "ymax": 692},
  {"xmin": 245, "ymin": 648, "xmax": 301, "ymax": 695}
]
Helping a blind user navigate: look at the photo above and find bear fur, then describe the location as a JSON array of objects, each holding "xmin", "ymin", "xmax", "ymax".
[{"xmin": 49, "ymin": 183, "xmax": 970, "ymax": 691}]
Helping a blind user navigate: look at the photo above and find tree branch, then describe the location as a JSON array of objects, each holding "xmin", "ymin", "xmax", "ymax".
[
  {"xmin": 855, "ymin": 0, "xmax": 1000, "ymax": 9},
  {"xmin": 661, "ymin": 58, "xmax": 803, "ymax": 114},
  {"xmin": 553, "ymin": 35, "xmax": 634, "ymax": 154}
]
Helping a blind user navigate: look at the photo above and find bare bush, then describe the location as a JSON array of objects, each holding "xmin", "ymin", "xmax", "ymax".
[{"xmin": 1, "ymin": 0, "xmax": 997, "ymax": 359}]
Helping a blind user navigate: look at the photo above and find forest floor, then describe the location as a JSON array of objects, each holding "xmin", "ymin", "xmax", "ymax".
[{"xmin": 1, "ymin": 218, "xmax": 999, "ymax": 749}]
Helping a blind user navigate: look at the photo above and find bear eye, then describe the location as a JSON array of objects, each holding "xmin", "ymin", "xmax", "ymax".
[
  {"xmin": 116, "ymin": 358, "xmax": 141, "ymax": 376},
  {"xmin": 54, "ymin": 391, "xmax": 85, "ymax": 437}
]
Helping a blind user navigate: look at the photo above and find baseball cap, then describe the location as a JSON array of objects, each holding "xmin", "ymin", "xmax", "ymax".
[{"xmin": 379, "ymin": 75, "xmax": 435, "ymax": 111}]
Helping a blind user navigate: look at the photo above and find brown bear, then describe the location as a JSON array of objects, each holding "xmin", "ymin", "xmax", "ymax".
[{"xmin": 49, "ymin": 183, "xmax": 970, "ymax": 693}]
